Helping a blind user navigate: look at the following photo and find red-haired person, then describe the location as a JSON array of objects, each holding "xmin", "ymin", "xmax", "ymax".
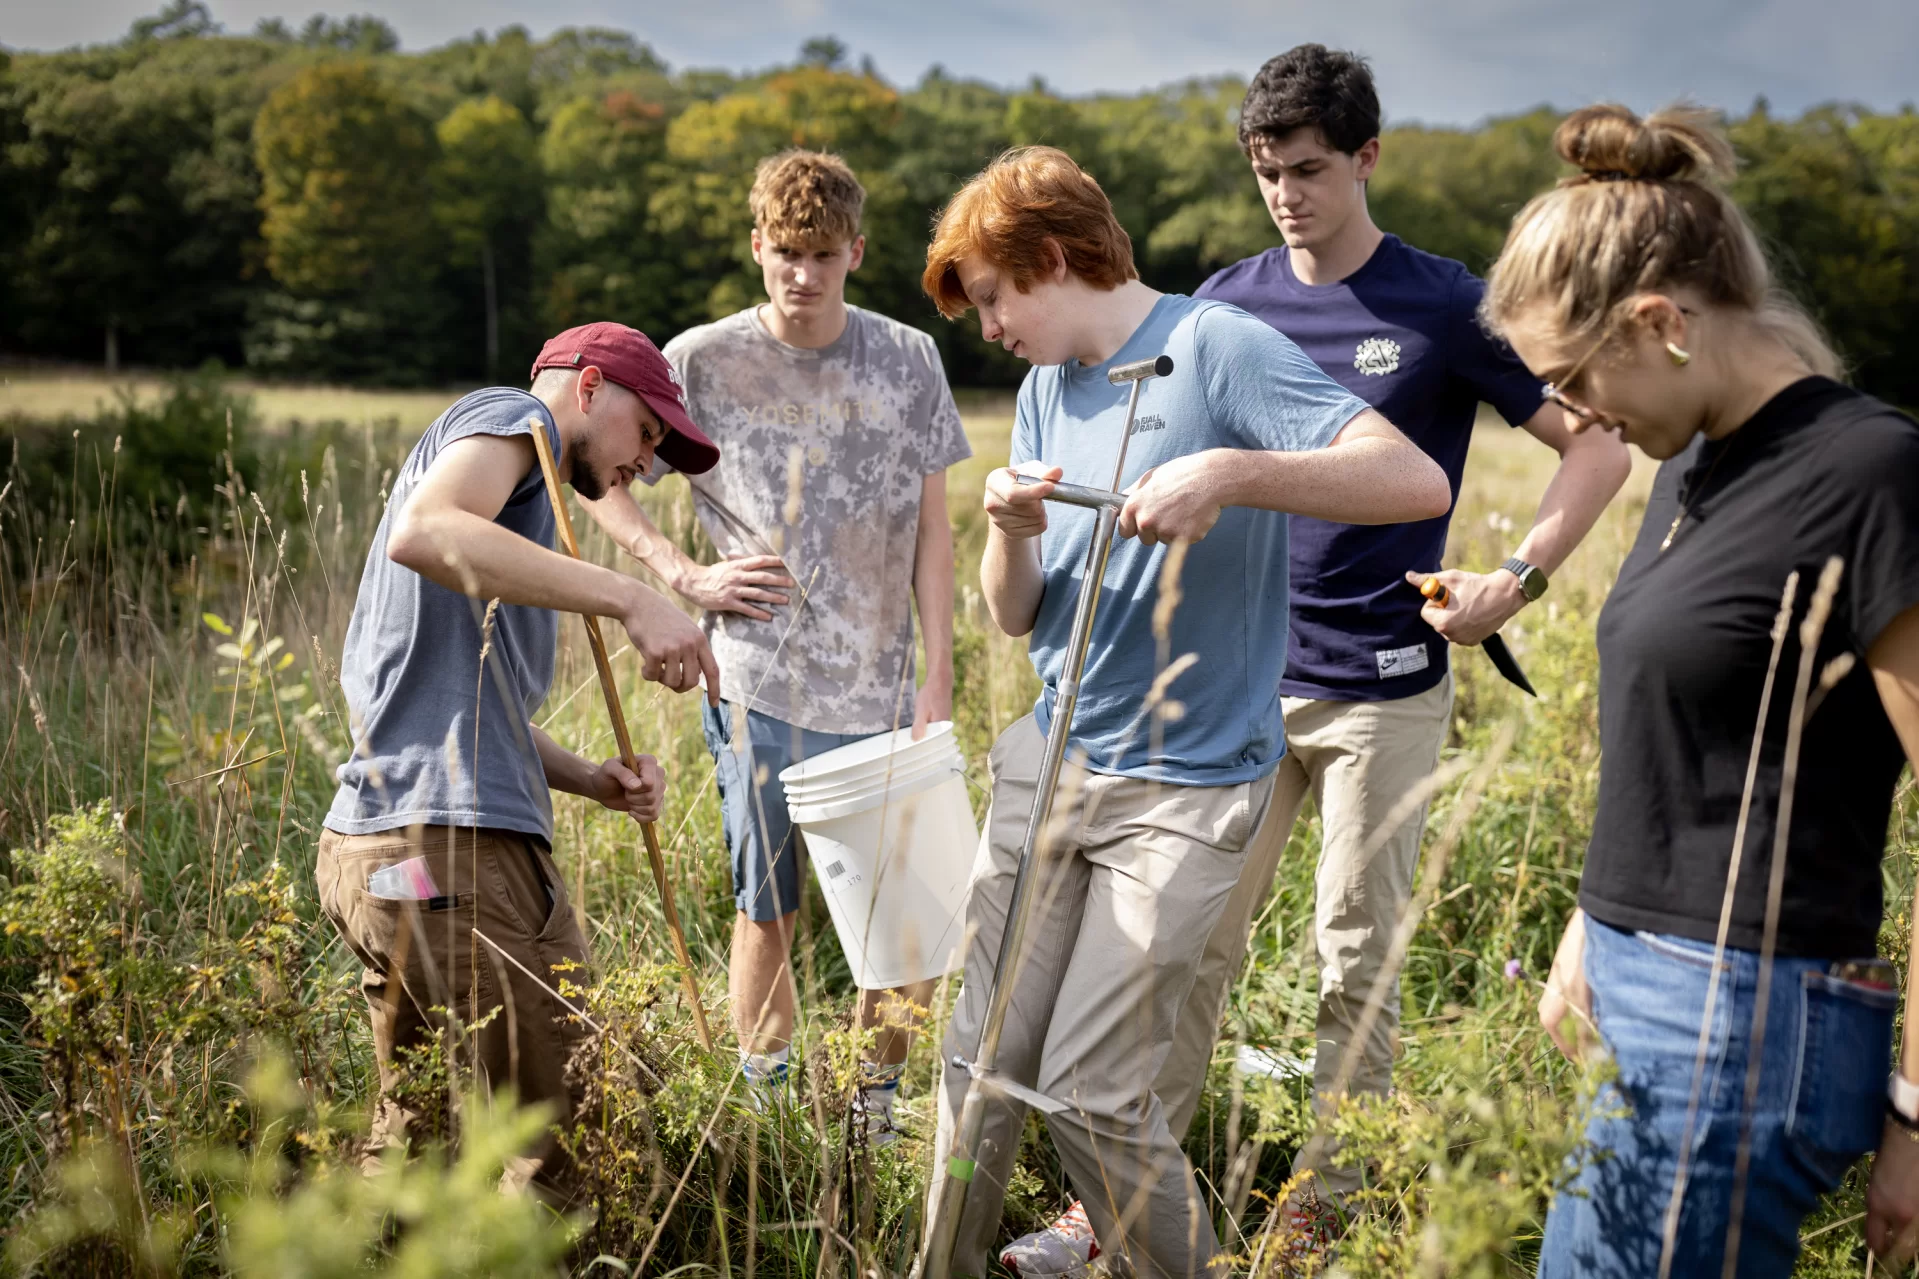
[
  {"xmin": 919, "ymin": 145, "xmax": 1450, "ymax": 1279},
  {"xmin": 1013, "ymin": 47, "xmax": 1635, "ymax": 1270},
  {"xmin": 1482, "ymin": 106, "xmax": 1919, "ymax": 1276}
]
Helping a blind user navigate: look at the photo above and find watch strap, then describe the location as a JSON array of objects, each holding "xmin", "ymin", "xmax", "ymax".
[
  {"xmin": 1502, "ymin": 556, "xmax": 1548, "ymax": 601},
  {"xmin": 1890, "ymin": 1073, "xmax": 1919, "ymax": 1123}
]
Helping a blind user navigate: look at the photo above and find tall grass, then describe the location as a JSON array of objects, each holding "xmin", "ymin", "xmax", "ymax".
[{"xmin": 0, "ymin": 378, "xmax": 1909, "ymax": 1276}]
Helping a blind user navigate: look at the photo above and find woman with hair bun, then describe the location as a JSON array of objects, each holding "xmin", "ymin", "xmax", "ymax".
[{"xmin": 1482, "ymin": 103, "xmax": 1919, "ymax": 1276}]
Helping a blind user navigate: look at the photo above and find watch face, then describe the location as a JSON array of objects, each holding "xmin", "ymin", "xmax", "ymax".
[{"xmin": 1507, "ymin": 559, "xmax": 1546, "ymax": 601}]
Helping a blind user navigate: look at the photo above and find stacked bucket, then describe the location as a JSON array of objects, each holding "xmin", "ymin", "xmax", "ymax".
[{"xmin": 780, "ymin": 722, "xmax": 978, "ymax": 990}]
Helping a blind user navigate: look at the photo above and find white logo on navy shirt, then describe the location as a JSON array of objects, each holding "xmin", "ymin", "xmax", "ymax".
[
  {"xmin": 1375, "ymin": 643, "xmax": 1430, "ymax": 678},
  {"xmin": 1354, "ymin": 337, "xmax": 1401, "ymax": 377}
]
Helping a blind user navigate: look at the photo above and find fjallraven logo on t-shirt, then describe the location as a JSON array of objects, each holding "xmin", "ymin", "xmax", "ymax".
[
  {"xmin": 1130, "ymin": 414, "xmax": 1168, "ymax": 436},
  {"xmin": 1354, "ymin": 337, "xmax": 1401, "ymax": 377}
]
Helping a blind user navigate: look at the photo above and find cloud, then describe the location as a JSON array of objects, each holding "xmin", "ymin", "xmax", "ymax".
[{"xmin": 7, "ymin": 0, "xmax": 1914, "ymax": 124}]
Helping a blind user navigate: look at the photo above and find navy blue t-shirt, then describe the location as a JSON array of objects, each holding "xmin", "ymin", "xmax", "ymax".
[{"xmin": 1197, "ymin": 235, "xmax": 1545, "ymax": 701}]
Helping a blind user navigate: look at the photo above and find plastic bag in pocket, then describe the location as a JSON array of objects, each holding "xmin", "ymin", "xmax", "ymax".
[{"xmin": 368, "ymin": 856, "xmax": 439, "ymax": 901}]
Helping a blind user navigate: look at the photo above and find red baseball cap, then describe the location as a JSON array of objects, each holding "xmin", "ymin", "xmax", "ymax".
[{"xmin": 530, "ymin": 322, "xmax": 720, "ymax": 475}]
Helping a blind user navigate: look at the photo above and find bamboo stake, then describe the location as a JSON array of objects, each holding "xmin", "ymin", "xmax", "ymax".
[{"xmin": 527, "ymin": 418, "xmax": 715, "ymax": 1051}]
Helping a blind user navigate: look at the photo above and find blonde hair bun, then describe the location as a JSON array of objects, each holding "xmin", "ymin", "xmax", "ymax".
[
  {"xmin": 1554, "ymin": 103, "xmax": 1737, "ymax": 186},
  {"xmin": 1484, "ymin": 99, "xmax": 1841, "ymax": 380}
]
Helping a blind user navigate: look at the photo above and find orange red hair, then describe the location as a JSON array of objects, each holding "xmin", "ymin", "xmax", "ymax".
[{"xmin": 922, "ymin": 146, "xmax": 1137, "ymax": 318}]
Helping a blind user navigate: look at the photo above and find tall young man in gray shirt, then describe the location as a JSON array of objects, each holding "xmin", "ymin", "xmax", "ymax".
[
  {"xmin": 320, "ymin": 322, "xmax": 721, "ymax": 1204},
  {"xmin": 579, "ymin": 151, "xmax": 971, "ymax": 1142}
]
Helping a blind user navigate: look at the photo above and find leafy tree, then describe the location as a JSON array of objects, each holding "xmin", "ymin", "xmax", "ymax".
[
  {"xmin": 255, "ymin": 61, "xmax": 434, "ymax": 294},
  {"xmin": 0, "ymin": 17, "xmax": 1914, "ymax": 404},
  {"xmin": 537, "ymin": 90, "xmax": 680, "ymax": 337},
  {"xmin": 531, "ymin": 27, "xmax": 669, "ymax": 95},
  {"xmin": 0, "ymin": 52, "xmax": 30, "ymax": 342},
  {"xmin": 435, "ymin": 96, "xmax": 541, "ymax": 378},
  {"xmin": 655, "ymin": 67, "xmax": 903, "ymax": 319},
  {"xmin": 298, "ymin": 15, "xmax": 399, "ymax": 55},
  {"xmin": 800, "ymin": 36, "xmax": 850, "ymax": 70},
  {"xmin": 1733, "ymin": 105, "xmax": 1918, "ymax": 404},
  {"xmin": 251, "ymin": 61, "xmax": 452, "ymax": 382},
  {"xmin": 1369, "ymin": 109, "xmax": 1565, "ymax": 272},
  {"xmin": 0, "ymin": 34, "xmax": 275, "ymax": 369},
  {"xmin": 407, "ymin": 25, "xmax": 539, "ymax": 123},
  {"xmin": 128, "ymin": 0, "xmax": 219, "ymax": 43}
]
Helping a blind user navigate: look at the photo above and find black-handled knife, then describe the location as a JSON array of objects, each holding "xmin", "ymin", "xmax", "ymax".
[{"xmin": 1418, "ymin": 575, "xmax": 1537, "ymax": 697}]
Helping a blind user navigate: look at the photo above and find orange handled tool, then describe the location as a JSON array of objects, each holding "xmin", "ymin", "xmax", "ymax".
[
  {"xmin": 1416, "ymin": 574, "xmax": 1537, "ymax": 697},
  {"xmin": 527, "ymin": 421, "xmax": 715, "ymax": 1051}
]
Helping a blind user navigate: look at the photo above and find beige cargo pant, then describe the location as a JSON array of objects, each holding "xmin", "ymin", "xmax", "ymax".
[
  {"xmin": 1158, "ymin": 675, "xmax": 1453, "ymax": 1199},
  {"xmin": 928, "ymin": 715, "xmax": 1273, "ymax": 1279},
  {"xmin": 315, "ymin": 824, "xmax": 593, "ymax": 1206}
]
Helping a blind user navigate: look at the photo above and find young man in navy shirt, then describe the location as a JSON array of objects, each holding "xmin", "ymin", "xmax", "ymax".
[{"xmin": 1000, "ymin": 44, "xmax": 1630, "ymax": 1275}]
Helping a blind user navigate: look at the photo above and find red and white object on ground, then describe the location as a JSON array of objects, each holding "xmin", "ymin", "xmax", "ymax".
[{"xmin": 1000, "ymin": 1201, "xmax": 1100, "ymax": 1279}]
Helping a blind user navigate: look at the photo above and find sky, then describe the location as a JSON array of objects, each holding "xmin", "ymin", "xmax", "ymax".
[{"xmin": 4, "ymin": 0, "xmax": 1916, "ymax": 126}]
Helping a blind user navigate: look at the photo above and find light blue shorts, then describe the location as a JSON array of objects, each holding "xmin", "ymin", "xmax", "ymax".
[{"xmin": 702, "ymin": 701, "xmax": 872, "ymax": 922}]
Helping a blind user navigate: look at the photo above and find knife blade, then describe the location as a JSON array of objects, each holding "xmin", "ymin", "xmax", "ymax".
[{"xmin": 1417, "ymin": 575, "xmax": 1538, "ymax": 698}]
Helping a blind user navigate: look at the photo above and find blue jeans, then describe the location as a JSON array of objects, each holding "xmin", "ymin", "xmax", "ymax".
[
  {"xmin": 702, "ymin": 701, "xmax": 872, "ymax": 922},
  {"xmin": 1539, "ymin": 917, "xmax": 1894, "ymax": 1278}
]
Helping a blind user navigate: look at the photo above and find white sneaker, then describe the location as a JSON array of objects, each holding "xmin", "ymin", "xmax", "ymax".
[
  {"xmin": 740, "ymin": 1051, "xmax": 790, "ymax": 1115},
  {"xmin": 853, "ymin": 1061, "xmax": 906, "ymax": 1148},
  {"xmin": 1000, "ymin": 1200, "xmax": 1100, "ymax": 1278}
]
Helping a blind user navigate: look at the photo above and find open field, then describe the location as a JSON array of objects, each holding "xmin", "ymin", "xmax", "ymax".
[
  {"xmin": 0, "ymin": 368, "xmax": 464, "ymax": 434},
  {"xmin": 0, "ymin": 366, "xmax": 1659, "ymax": 567},
  {"xmin": 0, "ymin": 373, "xmax": 1897, "ymax": 1278}
]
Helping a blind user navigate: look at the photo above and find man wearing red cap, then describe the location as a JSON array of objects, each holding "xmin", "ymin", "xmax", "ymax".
[{"xmin": 316, "ymin": 321, "xmax": 721, "ymax": 1203}]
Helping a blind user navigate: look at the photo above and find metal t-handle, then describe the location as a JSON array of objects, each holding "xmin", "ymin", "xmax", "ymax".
[{"xmin": 1012, "ymin": 475, "xmax": 1125, "ymax": 511}]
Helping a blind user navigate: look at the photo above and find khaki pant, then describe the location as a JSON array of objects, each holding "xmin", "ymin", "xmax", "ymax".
[
  {"xmin": 928, "ymin": 715, "xmax": 1273, "ymax": 1279},
  {"xmin": 1159, "ymin": 675, "xmax": 1452, "ymax": 1198},
  {"xmin": 315, "ymin": 825, "xmax": 592, "ymax": 1204}
]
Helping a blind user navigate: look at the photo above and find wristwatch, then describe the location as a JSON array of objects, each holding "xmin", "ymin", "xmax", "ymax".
[{"xmin": 1502, "ymin": 556, "xmax": 1549, "ymax": 602}]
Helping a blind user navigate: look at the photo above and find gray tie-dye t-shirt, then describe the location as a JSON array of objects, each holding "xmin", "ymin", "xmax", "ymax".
[{"xmin": 657, "ymin": 306, "xmax": 970, "ymax": 734}]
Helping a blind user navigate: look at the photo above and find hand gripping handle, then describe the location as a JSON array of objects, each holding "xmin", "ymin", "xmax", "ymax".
[{"xmin": 1012, "ymin": 474, "xmax": 1125, "ymax": 511}]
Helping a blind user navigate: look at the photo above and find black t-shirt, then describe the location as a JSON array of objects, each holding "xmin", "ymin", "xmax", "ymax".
[{"xmin": 1584, "ymin": 378, "xmax": 1919, "ymax": 958}]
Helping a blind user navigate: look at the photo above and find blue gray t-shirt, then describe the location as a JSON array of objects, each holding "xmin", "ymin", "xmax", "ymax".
[
  {"xmin": 1198, "ymin": 235, "xmax": 1545, "ymax": 701},
  {"xmin": 1014, "ymin": 294, "xmax": 1369, "ymax": 786},
  {"xmin": 326, "ymin": 388, "xmax": 563, "ymax": 839}
]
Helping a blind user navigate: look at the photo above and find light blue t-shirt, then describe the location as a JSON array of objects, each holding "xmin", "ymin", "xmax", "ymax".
[
  {"xmin": 326, "ymin": 387, "xmax": 563, "ymax": 839},
  {"xmin": 1014, "ymin": 294, "xmax": 1369, "ymax": 786}
]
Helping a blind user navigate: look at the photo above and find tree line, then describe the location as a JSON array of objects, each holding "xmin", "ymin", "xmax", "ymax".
[{"xmin": 2, "ymin": 1, "xmax": 1915, "ymax": 404}]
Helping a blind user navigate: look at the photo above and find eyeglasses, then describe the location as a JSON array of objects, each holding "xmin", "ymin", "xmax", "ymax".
[
  {"xmin": 1541, "ymin": 304, "xmax": 1694, "ymax": 428},
  {"xmin": 1542, "ymin": 383, "xmax": 1599, "ymax": 425}
]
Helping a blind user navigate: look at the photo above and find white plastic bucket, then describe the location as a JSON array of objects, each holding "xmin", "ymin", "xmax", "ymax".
[
  {"xmin": 780, "ymin": 723, "xmax": 977, "ymax": 989},
  {"xmin": 781, "ymin": 725, "xmax": 963, "ymax": 791},
  {"xmin": 780, "ymin": 750, "xmax": 958, "ymax": 805}
]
